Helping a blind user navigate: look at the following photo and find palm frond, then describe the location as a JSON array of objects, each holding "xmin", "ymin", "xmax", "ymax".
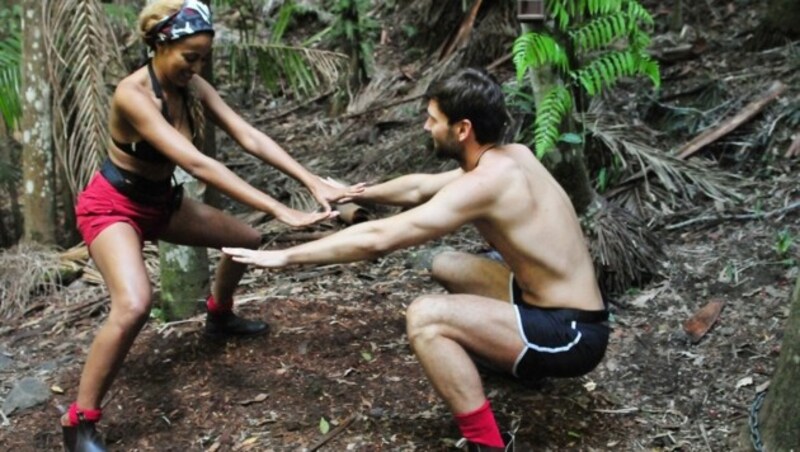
[
  {"xmin": 0, "ymin": 32, "xmax": 21, "ymax": 132},
  {"xmin": 44, "ymin": 0, "xmax": 124, "ymax": 195},
  {"xmin": 227, "ymin": 43, "xmax": 347, "ymax": 99},
  {"xmin": 270, "ymin": 0, "xmax": 296, "ymax": 43},
  {"xmin": 587, "ymin": 121, "xmax": 742, "ymax": 204}
]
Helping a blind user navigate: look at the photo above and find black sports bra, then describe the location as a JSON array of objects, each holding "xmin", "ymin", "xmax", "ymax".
[{"xmin": 111, "ymin": 60, "xmax": 194, "ymax": 164}]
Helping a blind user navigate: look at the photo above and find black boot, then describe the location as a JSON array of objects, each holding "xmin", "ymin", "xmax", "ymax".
[
  {"xmin": 205, "ymin": 311, "xmax": 269, "ymax": 337},
  {"xmin": 457, "ymin": 432, "xmax": 515, "ymax": 452},
  {"xmin": 62, "ymin": 415, "xmax": 106, "ymax": 452}
]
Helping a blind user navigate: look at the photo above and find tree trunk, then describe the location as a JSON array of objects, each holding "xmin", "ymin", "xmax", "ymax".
[
  {"xmin": 764, "ymin": 0, "xmax": 800, "ymax": 38},
  {"xmin": 20, "ymin": 0, "xmax": 56, "ymax": 244},
  {"xmin": 158, "ymin": 169, "xmax": 210, "ymax": 320},
  {"xmin": 0, "ymin": 128, "xmax": 22, "ymax": 246},
  {"xmin": 754, "ymin": 275, "xmax": 800, "ymax": 450}
]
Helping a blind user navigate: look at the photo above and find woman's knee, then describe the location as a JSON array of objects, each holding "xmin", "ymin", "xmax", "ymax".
[
  {"xmin": 223, "ymin": 224, "xmax": 261, "ymax": 249},
  {"xmin": 241, "ymin": 226, "xmax": 261, "ymax": 249},
  {"xmin": 108, "ymin": 289, "xmax": 152, "ymax": 330}
]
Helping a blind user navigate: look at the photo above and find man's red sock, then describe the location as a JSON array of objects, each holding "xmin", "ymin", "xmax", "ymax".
[
  {"xmin": 67, "ymin": 402, "xmax": 102, "ymax": 426},
  {"xmin": 455, "ymin": 400, "xmax": 504, "ymax": 448},
  {"xmin": 206, "ymin": 295, "xmax": 232, "ymax": 315}
]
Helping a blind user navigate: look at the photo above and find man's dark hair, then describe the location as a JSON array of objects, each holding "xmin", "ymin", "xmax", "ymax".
[{"xmin": 424, "ymin": 67, "xmax": 509, "ymax": 144}]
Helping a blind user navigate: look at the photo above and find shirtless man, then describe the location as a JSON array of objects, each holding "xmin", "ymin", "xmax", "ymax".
[{"xmin": 224, "ymin": 68, "xmax": 610, "ymax": 451}]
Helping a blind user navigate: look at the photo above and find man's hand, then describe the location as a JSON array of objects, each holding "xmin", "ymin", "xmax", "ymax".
[
  {"xmin": 275, "ymin": 207, "xmax": 339, "ymax": 228},
  {"xmin": 311, "ymin": 177, "xmax": 367, "ymax": 207},
  {"xmin": 223, "ymin": 247, "xmax": 290, "ymax": 268}
]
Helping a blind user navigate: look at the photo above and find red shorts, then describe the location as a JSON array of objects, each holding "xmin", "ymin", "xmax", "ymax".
[{"xmin": 75, "ymin": 172, "xmax": 178, "ymax": 247}]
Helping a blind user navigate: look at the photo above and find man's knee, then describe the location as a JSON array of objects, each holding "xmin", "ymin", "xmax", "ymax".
[
  {"xmin": 406, "ymin": 294, "xmax": 447, "ymax": 341},
  {"xmin": 431, "ymin": 251, "xmax": 463, "ymax": 284}
]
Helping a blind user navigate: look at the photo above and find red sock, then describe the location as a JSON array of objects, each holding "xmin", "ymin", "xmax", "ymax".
[
  {"xmin": 455, "ymin": 400, "xmax": 504, "ymax": 448},
  {"xmin": 206, "ymin": 295, "xmax": 232, "ymax": 315},
  {"xmin": 67, "ymin": 402, "xmax": 102, "ymax": 426}
]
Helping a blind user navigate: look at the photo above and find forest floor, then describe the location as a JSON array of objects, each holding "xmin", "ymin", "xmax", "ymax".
[{"xmin": 1, "ymin": 0, "xmax": 799, "ymax": 450}]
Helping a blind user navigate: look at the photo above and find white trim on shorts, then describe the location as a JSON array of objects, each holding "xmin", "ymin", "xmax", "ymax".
[{"xmin": 508, "ymin": 274, "xmax": 583, "ymax": 378}]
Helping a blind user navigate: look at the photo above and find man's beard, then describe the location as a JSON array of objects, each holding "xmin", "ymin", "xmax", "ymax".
[{"xmin": 433, "ymin": 134, "xmax": 463, "ymax": 162}]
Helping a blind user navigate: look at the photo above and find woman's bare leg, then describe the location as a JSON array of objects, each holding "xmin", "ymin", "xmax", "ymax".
[
  {"xmin": 161, "ymin": 197, "xmax": 261, "ymax": 301},
  {"xmin": 62, "ymin": 223, "xmax": 152, "ymax": 424},
  {"xmin": 159, "ymin": 198, "xmax": 265, "ymax": 334}
]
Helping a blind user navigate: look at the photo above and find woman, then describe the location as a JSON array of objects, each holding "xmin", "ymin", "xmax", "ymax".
[{"xmin": 61, "ymin": 1, "xmax": 361, "ymax": 450}]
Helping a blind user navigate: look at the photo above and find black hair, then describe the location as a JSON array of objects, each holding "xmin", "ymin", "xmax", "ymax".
[{"xmin": 424, "ymin": 67, "xmax": 509, "ymax": 144}]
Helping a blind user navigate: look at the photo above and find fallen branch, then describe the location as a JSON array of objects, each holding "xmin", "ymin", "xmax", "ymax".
[
  {"xmin": 438, "ymin": 0, "xmax": 483, "ymax": 61},
  {"xmin": 486, "ymin": 53, "xmax": 513, "ymax": 72},
  {"xmin": 307, "ymin": 414, "xmax": 358, "ymax": 452},
  {"xmin": 342, "ymin": 93, "xmax": 424, "ymax": 120},
  {"xmin": 257, "ymin": 89, "xmax": 334, "ymax": 122},
  {"xmin": 664, "ymin": 200, "xmax": 800, "ymax": 230},
  {"xmin": 607, "ymin": 81, "xmax": 788, "ymax": 198},
  {"xmin": 785, "ymin": 134, "xmax": 800, "ymax": 158},
  {"xmin": 337, "ymin": 203, "xmax": 370, "ymax": 224},
  {"xmin": 675, "ymin": 81, "xmax": 788, "ymax": 159}
]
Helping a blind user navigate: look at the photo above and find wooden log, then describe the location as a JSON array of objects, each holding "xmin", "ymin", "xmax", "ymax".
[
  {"xmin": 337, "ymin": 202, "xmax": 370, "ymax": 224},
  {"xmin": 675, "ymin": 81, "xmax": 788, "ymax": 159}
]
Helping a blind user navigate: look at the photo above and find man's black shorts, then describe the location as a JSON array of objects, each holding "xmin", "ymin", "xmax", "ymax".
[{"xmin": 509, "ymin": 276, "xmax": 610, "ymax": 381}]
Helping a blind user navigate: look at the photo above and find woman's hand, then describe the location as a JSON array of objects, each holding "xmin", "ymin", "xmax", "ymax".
[
  {"xmin": 223, "ymin": 247, "xmax": 289, "ymax": 268},
  {"xmin": 275, "ymin": 206, "xmax": 339, "ymax": 228},
  {"xmin": 310, "ymin": 177, "xmax": 367, "ymax": 208}
]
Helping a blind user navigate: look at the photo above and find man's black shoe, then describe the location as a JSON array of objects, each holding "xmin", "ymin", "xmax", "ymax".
[
  {"xmin": 62, "ymin": 416, "xmax": 106, "ymax": 452},
  {"xmin": 205, "ymin": 311, "xmax": 269, "ymax": 337},
  {"xmin": 457, "ymin": 431, "xmax": 515, "ymax": 452}
]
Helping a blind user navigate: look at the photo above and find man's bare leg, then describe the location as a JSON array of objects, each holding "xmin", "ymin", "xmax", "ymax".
[
  {"xmin": 406, "ymin": 291, "xmax": 523, "ymax": 448},
  {"xmin": 431, "ymin": 251, "xmax": 510, "ymax": 301}
]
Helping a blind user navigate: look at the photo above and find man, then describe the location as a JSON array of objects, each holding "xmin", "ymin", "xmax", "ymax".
[{"xmin": 224, "ymin": 68, "xmax": 609, "ymax": 451}]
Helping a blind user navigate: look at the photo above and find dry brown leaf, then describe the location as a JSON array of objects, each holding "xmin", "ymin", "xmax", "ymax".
[{"xmin": 683, "ymin": 299, "xmax": 725, "ymax": 343}]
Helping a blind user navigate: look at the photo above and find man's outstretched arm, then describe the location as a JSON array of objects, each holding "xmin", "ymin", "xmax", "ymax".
[
  {"xmin": 347, "ymin": 168, "xmax": 463, "ymax": 207},
  {"xmin": 224, "ymin": 170, "xmax": 493, "ymax": 268}
]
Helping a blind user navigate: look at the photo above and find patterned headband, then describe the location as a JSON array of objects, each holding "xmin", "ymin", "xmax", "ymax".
[{"xmin": 149, "ymin": 0, "xmax": 214, "ymax": 47}]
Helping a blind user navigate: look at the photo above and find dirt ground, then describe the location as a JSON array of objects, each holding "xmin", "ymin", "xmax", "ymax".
[{"xmin": 1, "ymin": 0, "xmax": 799, "ymax": 450}]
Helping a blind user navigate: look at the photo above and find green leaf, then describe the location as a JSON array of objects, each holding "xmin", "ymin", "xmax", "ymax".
[
  {"xmin": 319, "ymin": 417, "xmax": 330, "ymax": 434},
  {"xmin": 361, "ymin": 351, "xmax": 374, "ymax": 362},
  {"xmin": 0, "ymin": 32, "xmax": 21, "ymax": 131},
  {"xmin": 559, "ymin": 132, "xmax": 583, "ymax": 144}
]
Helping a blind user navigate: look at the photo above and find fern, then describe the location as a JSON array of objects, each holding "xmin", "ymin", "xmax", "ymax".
[
  {"xmin": 547, "ymin": 1, "xmax": 571, "ymax": 30},
  {"xmin": 0, "ymin": 32, "xmax": 21, "ymax": 131},
  {"xmin": 570, "ymin": 12, "xmax": 630, "ymax": 52},
  {"xmin": 576, "ymin": 50, "xmax": 636, "ymax": 95},
  {"xmin": 512, "ymin": 33, "xmax": 569, "ymax": 80},
  {"xmin": 513, "ymin": 0, "xmax": 660, "ymax": 159},
  {"xmin": 626, "ymin": 1, "xmax": 654, "ymax": 25},
  {"xmin": 534, "ymin": 86, "xmax": 572, "ymax": 158}
]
